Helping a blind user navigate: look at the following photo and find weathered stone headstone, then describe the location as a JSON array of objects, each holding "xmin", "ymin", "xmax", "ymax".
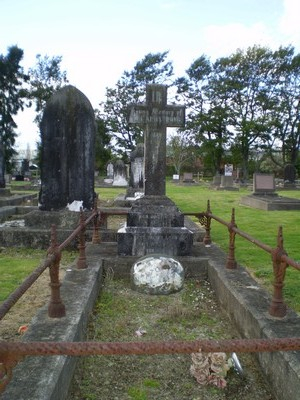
[
  {"xmin": 183, "ymin": 172, "xmax": 194, "ymax": 183},
  {"xmin": 284, "ymin": 164, "xmax": 296, "ymax": 188},
  {"xmin": 118, "ymin": 84, "xmax": 193, "ymax": 256},
  {"xmin": 39, "ymin": 85, "xmax": 95, "ymax": 211},
  {"xmin": 241, "ymin": 172, "xmax": 300, "ymax": 210},
  {"xmin": 0, "ymin": 141, "xmax": 5, "ymax": 188},
  {"xmin": 220, "ymin": 175, "xmax": 234, "ymax": 189},
  {"xmin": 106, "ymin": 162, "xmax": 114, "ymax": 179},
  {"xmin": 253, "ymin": 173, "xmax": 276, "ymax": 195},
  {"xmin": 212, "ymin": 173, "xmax": 221, "ymax": 187},
  {"xmin": 128, "ymin": 143, "xmax": 144, "ymax": 195},
  {"xmin": 112, "ymin": 160, "xmax": 128, "ymax": 186}
]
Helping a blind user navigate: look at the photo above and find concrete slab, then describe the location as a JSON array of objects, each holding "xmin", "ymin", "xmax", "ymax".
[{"xmin": 240, "ymin": 194, "xmax": 300, "ymax": 210}]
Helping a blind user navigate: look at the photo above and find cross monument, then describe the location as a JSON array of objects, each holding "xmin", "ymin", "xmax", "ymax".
[{"xmin": 129, "ymin": 84, "xmax": 185, "ymax": 196}]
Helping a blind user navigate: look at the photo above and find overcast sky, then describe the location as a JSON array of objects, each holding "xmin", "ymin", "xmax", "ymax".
[{"xmin": 1, "ymin": 0, "xmax": 300, "ymax": 150}]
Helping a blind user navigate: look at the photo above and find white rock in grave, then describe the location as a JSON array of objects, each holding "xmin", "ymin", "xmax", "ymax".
[{"xmin": 131, "ymin": 255, "xmax": 184, "ymax": 295}]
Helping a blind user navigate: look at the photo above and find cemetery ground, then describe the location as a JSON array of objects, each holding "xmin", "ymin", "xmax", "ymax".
[
  {"xmin": 67, "ymin": 276, "xmax": 273, "ymax": 400},
  {"xmin": 1, "ymin": 181, "xmax": 300, "ymax": 398}
]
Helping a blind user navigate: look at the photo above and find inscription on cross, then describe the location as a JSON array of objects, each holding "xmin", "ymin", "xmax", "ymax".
[{"xmin": 129, "ymin": 84, "xmax": 185, "ymax": 196}]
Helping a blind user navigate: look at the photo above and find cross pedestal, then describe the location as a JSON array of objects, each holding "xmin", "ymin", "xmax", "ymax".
[{"xmin": 117, "ymin": 84, "xmax": 193, "ymax": 256}]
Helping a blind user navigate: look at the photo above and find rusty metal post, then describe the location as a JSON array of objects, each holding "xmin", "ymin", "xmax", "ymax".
[
  {"xmin": 92, "ymin": 196, "xmax": 101, "ymax": 244},
  {"xmin": 48, "ymin": 225, "xmax": 66, "ymax": 318},
  {"xmin": 77, "ymin": 208, "xmax": 87, "ymax": 269},
  {"xmin": 199, "ymin": 200, "xmax": 211, "ymax": 245},
  {"xmin": 269, "ymin": 226, "xmax": 288, "ymax": 318},
  {"xmin": 226, "ymin": 208, "xmax": 238, "ymax": 269}
]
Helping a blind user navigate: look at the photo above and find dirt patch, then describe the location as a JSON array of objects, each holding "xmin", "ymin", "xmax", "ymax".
[{"xmin": 67, "ymin": 277, "xmax": 274, "ymax": 400}]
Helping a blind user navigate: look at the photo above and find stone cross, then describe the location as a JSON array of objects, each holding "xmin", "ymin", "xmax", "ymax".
[{"xmin": 128, "ymin": 84, "xmax": 185, "ymax": 196}]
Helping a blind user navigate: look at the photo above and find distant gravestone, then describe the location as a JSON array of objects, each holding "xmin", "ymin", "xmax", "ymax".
[
  {"xmin": 39, "ymin": 85, "xmax": 95, "ymax": 211},
  {"xmin": 212, "ymin": 174, "xmax": 221, "ymax": 186},
  {"xmin": 224, "ymin": 164, "xmax": 233, "ymax": 176},
  {"xmin": 183, "ymin": 172, "xmax": 194, "ymax": 183},
  {"xmin": 220, "ymin": 175, "xmax": 234, "ymax": 189},
  {"xmin": 0, "ymin": 141, "xmax": 5, "ymax": 188},
  {"xmin": 106, "ymin": 162, "xmax": 114, "ymax": 179},
  {"xmin": 129, "ymin": 143, "xmax": 144, "ymax": 192},
  {"xmin": 284, "ymin": 164, "xmax": 296, "ymax": 188},
  {"xmin": 112, "ymin": 160, "xmax": 128, "ymax": 186},
  {"xmin": 21, "ymin": 159, "xmax": 30, "ymax": 176},
  {"xmin": 253, "ymin": 173, "xmax": 276, "ymax": 195}
]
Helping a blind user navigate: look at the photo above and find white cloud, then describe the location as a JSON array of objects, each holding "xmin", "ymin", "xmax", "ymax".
[
  {"xmin": 279, "ymin": 0, "xmax": 300, "ymax": 42},
  {"xmin": 200, "ymin": 22, "xmax": 275, "ymax": 60}
]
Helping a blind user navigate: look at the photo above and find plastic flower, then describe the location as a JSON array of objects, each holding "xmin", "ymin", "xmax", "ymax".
[{"xmin": 190, "ymin": 350, "xmax": 232, "ymax": 389}]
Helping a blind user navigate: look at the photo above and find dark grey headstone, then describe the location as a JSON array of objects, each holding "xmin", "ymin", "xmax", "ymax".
[
  {"xmin": 39, "ymin": 85, "xmax": 96, "ymax": 211},
  {"xmin": 284, "ymin": 164, "xmax": 296, "ymax": 186}
]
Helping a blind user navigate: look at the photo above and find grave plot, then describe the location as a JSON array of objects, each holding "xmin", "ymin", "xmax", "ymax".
[{"xmin": 67, "ymin": 278, "xmax": 273, "ymax": 400}]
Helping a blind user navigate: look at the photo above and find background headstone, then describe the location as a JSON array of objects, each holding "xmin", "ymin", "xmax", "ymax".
[
  {"xmin": 129, "ymin": 143, "xmax": 144, "ymax": 192},
  {"xmin": 39, "ymin": 85, "xmax": 95, "ymax": 211},
  {"xmin": 284, "ymin": 164, "xmax": 296, "ymax": 188},
  {"xmin": 183, "ymin": 172, "xmax": 194, "ymax": 183},
  {"xmin": 106, "ymin": 162, "xmax": 114, "ymax": 179},
  {"xmin": 112, "ymin": 160, "xmax": 128, "ymax": 186},
  {"xmin": 224, "ymin": 164, "xmax": 233, "ymax": 176},
  {"xmin": 253, "ymin": 173, "xmax": 276, "ymax": 195}
]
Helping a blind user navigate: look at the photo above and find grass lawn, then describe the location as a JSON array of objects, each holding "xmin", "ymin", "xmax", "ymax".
[
  {"xmin": 0, "ymin": 248, "xmax": 76, "ymax": 303},
  {"xmin": 166, "ymin": 182, "xmax": 300, "ymax": 313},
  {"xmin": 1, "ymin": 181, "xmax": 300, "ymax": 312}
]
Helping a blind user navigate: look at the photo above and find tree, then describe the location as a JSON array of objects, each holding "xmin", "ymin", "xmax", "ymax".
[
  {"xmin": 94, "ymin": 111, "xmax": 113, "ymax": 174},
  {"xmin": 0, "ymin": 45, "xmax": 29, "ymax": 183},
  {"xmin": 99, "ymin": 51, "xmax": 174, "ymax": 158},
  {"xmin": 212, "ymin": 46, "xmax": 276, "ymax": 181},
  {"xmin": 176, "ymin": 55, "xmax": 232, "ymax": 174},
  {"xmin": 28, "ymin": 54, "xmax": 68, "ymax": 125},
  {"xmin": 266, "ymin": 46, "xmax": 300, "ymax": 169},
  {"xmin": 167, "ymin": 131, "xmax": 196, "ymax": 176}
]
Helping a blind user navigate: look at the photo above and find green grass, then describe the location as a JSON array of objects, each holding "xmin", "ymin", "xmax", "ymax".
[
  {"xmin": 1, "ymin": 181, "xmax": 300, "ymax": 312},
  {"xmin": 165, "ymin": 183, "xmax": 300, "ymax": 312},
  {"xmin": 95, "ymin": 187, "xmax": 125, "ymax": 202},
  {"xmin": 0, "ymin": 248, "xmax": 46, "ymax": 302},
  {"xmin": 0, "ymin": 248, "xmax": 76, "ymax": 303}
]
